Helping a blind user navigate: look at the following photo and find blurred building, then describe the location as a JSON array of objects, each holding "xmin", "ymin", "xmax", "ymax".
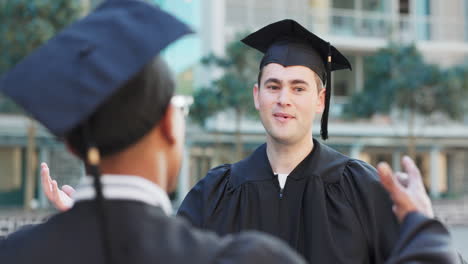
[
  {"xmin": 184, "ymin": 0, "xmax": 468, "ymax": 201},
  {"xmin": 0, "ymin": 116, "xmax": 84, "ymax": 209}
]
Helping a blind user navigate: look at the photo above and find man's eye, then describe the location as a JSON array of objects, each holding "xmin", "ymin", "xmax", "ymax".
[
  {"xmin": 294, "ymin": 87, "xmax": 305, "ymax": 92},
  {"xmin": 267, "ymin": 85, "xmax": 280, "ymax": 90}
]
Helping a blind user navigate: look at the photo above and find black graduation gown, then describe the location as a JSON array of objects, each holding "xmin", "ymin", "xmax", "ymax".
[
  {"xmin": 0, "ymin": 200, "xmax": 307, "ymax": 264},
  {"xmin": 178, "ymin": 139, "xmax": 400, "ymax": 264}
]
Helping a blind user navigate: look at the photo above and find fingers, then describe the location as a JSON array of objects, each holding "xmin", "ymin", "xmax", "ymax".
[
  {"xmin": 402, "ymin": 156, "xmax": 422, "ymax": 181},
  {"xmin": 51, "ymin": 180, "xmax": 70, "ymax": 211},
  {"xmin": 41, "ymin": 162, "xmax": 54, "ymax": 200},
  {"xmin": 380, "ymin": 157, "xmax": 432, "ymax": 222},
  {"xmin": 51, "ymin": 180, "xmax": 60, "ymax": 204},
  {"xmin": 61, "ymin": 185, "xmax": 76, "ymax": 197},
  {"xmin": 401, "ymin": 156, "xmax": 428, "ymax": 192},
  {"xmin": 41, "ymin": 162, "xmax": 73, "ymax": 212},
  {"xmin": 58, "ymin": 188, "xmax": 74, "ymax": 209},
  {"xmin": 377, "ymin": 162, "xmax": 397, "ymax": 193},
  {"xmin": 395, "ymin": 172, "xmax": 409, "ymax": 187},
  {"xmin": 377, "ymin": 162, "xmax": 409, "ymax": 208}
]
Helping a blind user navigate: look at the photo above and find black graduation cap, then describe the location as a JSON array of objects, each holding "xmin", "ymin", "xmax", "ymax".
[
  {"xmin": 0, "ymin": 0, "xmax": 192, "ymax": 263},
  {"xmin": 241, "ymin": 19, "xmax": 352, "ymax": 140}
]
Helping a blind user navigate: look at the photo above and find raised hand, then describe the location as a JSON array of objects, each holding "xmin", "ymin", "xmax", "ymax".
[
  {"xmin": 40, "ymin": 162, "xmax": 75, "ymax": 212},
  {"xmin": 377, "ymin": 156, "xmax": 434, "ymax": 222}
]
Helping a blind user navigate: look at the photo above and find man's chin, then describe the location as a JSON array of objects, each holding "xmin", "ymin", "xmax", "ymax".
[{"xmin": 267, "ymin": 132, "xmax": 297, "ymax": 145}]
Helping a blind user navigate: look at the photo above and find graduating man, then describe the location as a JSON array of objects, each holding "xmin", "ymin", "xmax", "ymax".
[
  {"xmin": 177, "ymin": 19, "xmax": 400, "ymax": 263},
  {"xmin": 177, "ymin": 19, "xmax": 463, "ymax": 264},
  {"xmin": 0, "ymin": 1, "xmax": 307, "ymax": 263}
]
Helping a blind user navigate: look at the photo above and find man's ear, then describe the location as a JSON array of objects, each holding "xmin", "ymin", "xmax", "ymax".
[
  {"xmin": 316, "ymin": 88, "xmax": 326, "ymax": 114},
  {"xmin": 160, "ymin": 104, "xmax": 177, "ymax": 145},
  {"xmin": 253, "ymin": 83, "xmax": 260, "ymax": 110}
]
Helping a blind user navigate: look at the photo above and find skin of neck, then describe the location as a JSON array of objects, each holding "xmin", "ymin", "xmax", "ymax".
[
  {"xmin": 266, "ymin": 132, "xmax": 314, "ymax": 175},
  {"xmin": 99, "ymin": 124, "xmax": 171, "ymax": 192}
]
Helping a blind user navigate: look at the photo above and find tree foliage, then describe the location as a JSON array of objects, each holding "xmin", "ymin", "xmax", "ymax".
[
  {"xmin": 190, "ymin": 35, "xmax": 262, "ymax": 126},
  {"xmin": 0, "ymin": 0, "xmax": 83, "ymax": 113},
  {"xmin": 190, "ymin": 34, "xmax": 262, "ymax": 160},
  {"xmin": 344, "ymin": 44, "xmax": 468, "ymax": 120}
]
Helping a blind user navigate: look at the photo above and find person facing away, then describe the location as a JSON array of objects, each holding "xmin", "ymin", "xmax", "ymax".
[{"xmin": 0, "ymin": 1, "xmax": 308, "ymax": 263}]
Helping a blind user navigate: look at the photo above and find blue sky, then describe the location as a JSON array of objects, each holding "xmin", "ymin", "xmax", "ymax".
[{"xmin": 154, "ymin": 0, "xmax": 201, "ymax": 74}]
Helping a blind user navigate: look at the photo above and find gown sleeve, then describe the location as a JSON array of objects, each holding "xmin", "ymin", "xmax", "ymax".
[
  {"xmin": 177, "ymin": 164, "xmax": 231, "ymax": 228},
  {"xmin": 340, "ymin": 159, "xmax": 401, "ymax": 263},
  {"xmin": 385, "ymin": 212, "xmax": 460, "ymax": 264}
]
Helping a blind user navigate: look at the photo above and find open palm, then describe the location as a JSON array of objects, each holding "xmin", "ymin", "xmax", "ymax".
[{"xmin": 40, "ymin": 162, "xmax": 75, "ymax": 212}]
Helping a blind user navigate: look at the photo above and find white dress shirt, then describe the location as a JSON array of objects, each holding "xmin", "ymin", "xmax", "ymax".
[{"xmin": 276, "ymin": 173, "xmax": 289, "ymax": 189}]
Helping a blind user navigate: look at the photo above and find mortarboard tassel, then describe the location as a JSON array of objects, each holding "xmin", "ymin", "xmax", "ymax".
[
  {"xmin": 320, "ymin": 43, "xmax": 332, "ymax": 140},
  {"xmin": 84, "ymin": 125, "xmax": 112, "ymax": 264}
]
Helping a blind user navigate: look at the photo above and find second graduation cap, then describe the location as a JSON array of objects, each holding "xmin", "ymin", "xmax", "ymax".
[
  {"xmin": 0, "ymin": 0, "xmax": 192, "ymax": 138},
  {"xmin": 241, "ymin": 19, "xmax": 352, "ymax": 140}
]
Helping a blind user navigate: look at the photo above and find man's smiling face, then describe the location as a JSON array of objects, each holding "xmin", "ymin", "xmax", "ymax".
[{"xmin": 253, "ymin": 63, "xmax": 325, "ymax": 145}]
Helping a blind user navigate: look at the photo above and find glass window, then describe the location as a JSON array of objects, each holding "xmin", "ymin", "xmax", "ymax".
[
  {"xmin": 466, "ymin": 0, "xmax": 468, "ymax": 41},
  {"xmin": 400, "ymin": 0, "xmax": 410, "ymax": 14},
  {"xmin": 333, "ymin": 55, "xmax": 356, "ymax": 97},
  {"xmin": 189, "ymin": 148, "xmax": 212, "ymax": 185},
  {"xmin": 363, "ymin": 0, "xmax": 384, "ymax": 11},
  {"xmin": 332, "ymin": 0, "xmax": 355, "ymax": 9}
]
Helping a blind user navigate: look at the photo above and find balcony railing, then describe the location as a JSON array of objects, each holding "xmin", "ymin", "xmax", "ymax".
[
  {"xmin": 226, "ymin": 7, "xmax": 468, "ymax": 43},
  {"xmin": 0, "ymin": 210, "xmax": 51, "ymax": 237},
  {"xmin": 324, "ymin": 8, "xmax": 466, "ymax": 42}
]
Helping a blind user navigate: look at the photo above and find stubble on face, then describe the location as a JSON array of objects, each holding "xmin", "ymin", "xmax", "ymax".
[{"xmin": 254, "ymin": 63, "xmax": 325, "ymax": 146}]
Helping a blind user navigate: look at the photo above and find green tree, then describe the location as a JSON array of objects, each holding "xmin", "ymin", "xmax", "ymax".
[
  {"xmin": 0, "ymin": 0, "xmax": 83, "ymax": 209},
  {"xmin": 344, "ymin": 44, "xmax": 468, "ymax": 157},
  {"xmin": 0, "ymin": 0, "xmax": 83, "ymax": 112},
  {"xmin": 190, "ymin": 35, "xmax": 261, "ymax": 160}
]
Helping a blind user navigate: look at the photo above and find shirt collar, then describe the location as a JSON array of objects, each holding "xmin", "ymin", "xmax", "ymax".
[{"xmin": 73, "ymin": 174, "xmax": 173, "ymax": 215}]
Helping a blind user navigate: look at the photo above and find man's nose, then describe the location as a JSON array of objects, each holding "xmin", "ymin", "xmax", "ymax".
[{"xmin": 277, "ymin": 88, "xmax": 292, "ymax": 106}]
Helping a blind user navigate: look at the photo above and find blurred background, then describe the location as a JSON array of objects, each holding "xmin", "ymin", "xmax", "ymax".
[{"xmin": 0, "ymin": 0, "xmax": 467, "ymax": 258}]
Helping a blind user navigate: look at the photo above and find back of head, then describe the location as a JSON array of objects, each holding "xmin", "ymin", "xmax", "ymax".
[{"xmin": 66, "ymin": 56, "xmax": 174, "ymax": 159}]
